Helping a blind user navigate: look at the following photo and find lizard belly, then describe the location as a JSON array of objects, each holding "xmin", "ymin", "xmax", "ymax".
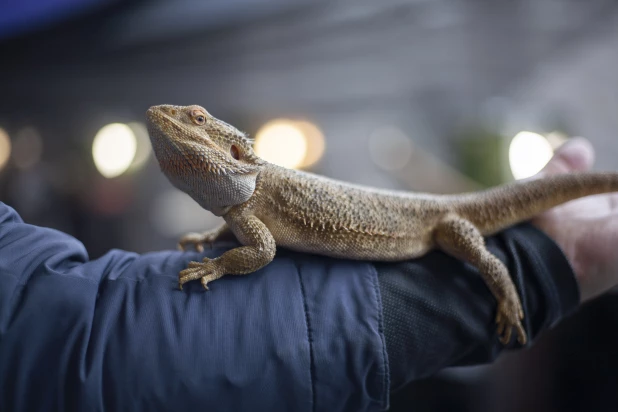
[{"xmin": 262, "ymin": 215, "xmax": 435, "ymax": 261}]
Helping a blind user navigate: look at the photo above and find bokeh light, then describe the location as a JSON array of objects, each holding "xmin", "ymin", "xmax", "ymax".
[
  {"xmin": 254, "ymin": 120, "xmax": 308, "ymax": 169},
  {"xmin": 92, "ymin": 123, "xmax": 137, "ymax": 178},
  {"xmin": 0, "ymin": 128, "xmax": 10, "ymax": 171},
  {"xmin": 368, "ymin": 126, "xmax": 413, "ymax": 171},
  {"xmin": 13, "ymin": 126, "xmax": 43, "ymax": 170},
  {"xmin": 127, "ymin": 121, "xmax": 151, "ymax": 172},
  {"xmin": 545, "ymin": 131, "xmax": 569, "ymax": 149},
  {"xmin": 509, "ymin": 131, "xmax": 553, "ymax": 180},
  {"xmin": 295, "ymin": 121, "xmax": 325, "ymax": 168}
]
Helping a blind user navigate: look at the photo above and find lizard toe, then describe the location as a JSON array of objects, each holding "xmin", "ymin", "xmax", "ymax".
[
  {"xmin": 178, "ymin": 232, "xmax": 207, "ymax": 252},
  {"xmin": 515, "ymin": 322, "xmax": 527, "ymax": 345},
  {"xmin": 499, "ymin": 325, "xmax": 512, "ymax": 345},
  {"xmin": 179, "ymin": 266, "xmax": 206, "ymax": 284},
  {"xmin": 200, "ymin": 273, "xmax": 221, "ymax": 290}
]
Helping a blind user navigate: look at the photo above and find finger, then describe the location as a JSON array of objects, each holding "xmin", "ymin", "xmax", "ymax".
[{"xmin": 536, "ymin": 137, "xmax": 595, "ymax": 178}]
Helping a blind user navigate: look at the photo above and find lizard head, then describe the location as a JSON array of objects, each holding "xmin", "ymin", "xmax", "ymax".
[{"xmin": 146, "ymin": 104, "xmax": 265, "ymax": 216}]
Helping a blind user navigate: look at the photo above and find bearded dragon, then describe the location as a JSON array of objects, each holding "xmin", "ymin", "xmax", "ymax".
[{"xmin": 146, "ymin": 104, "xmax": 618, "ymax": 345}]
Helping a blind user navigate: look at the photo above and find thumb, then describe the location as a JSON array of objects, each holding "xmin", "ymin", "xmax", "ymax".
[{"xmin": 537, "ymin": 137, "xmax": 595, "ymax": 177}]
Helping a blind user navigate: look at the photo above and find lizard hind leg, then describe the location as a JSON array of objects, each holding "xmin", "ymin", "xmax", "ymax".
[
  {"xmin": 433, "ymin": 215, "xmax": 527, "ymax": 345},
  {"xmin": 178, "ymin": 223, "xmax": 230, "ymax": 253}
]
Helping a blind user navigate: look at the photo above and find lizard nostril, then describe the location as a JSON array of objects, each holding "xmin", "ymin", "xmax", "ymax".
[{"xmin": 170, "ymin": 108, "xmax": 177, "ymax": 116}]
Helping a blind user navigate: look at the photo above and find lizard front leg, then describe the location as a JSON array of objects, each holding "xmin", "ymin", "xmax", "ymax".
[
  {"xmin": 178, "ymin": 223, "xmax": 230, "ymax": 252},
  {"xmin": 434, "ymin": 215, "xmax": 527, "ymax": 345},
  {"xmin": 178, "ymin": 216, "xmax": 276, "ymax": 290}
]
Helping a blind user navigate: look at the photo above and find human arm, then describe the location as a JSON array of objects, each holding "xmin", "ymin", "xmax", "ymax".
[
  {"xmin": 0, "ymin": 198, "xmax": 589, "ymax": 411},
  {"xmin": 0, "ymin": 201, "xmax": 387, "ymax": 412},
  {"xmin": 381, "ymin": 223, "xmax": 579, "ymax": 391},
  {"xmin": 385, "ymin": 137, "xmax": 618, "ymax": 392}
]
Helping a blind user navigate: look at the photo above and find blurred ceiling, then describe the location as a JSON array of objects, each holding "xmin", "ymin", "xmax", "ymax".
[
  {"xmin": 1, "ymin": 0, "xmax": 617, "ymax": 172},
  {"xmin": 1, "ymin": 0, "xmax": 615, "ymax": 110}
]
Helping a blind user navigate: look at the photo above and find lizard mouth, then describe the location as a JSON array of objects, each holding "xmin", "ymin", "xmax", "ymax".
[
  {"xmin": 146, "ymin": 106, "xmax": 262, "ymax": 177},
  {"xmin": 145, "ymin": 107, "xmax": 202, "ymax": 176},
  {"xmin": 146, "ymin": 107, "xmax": 200, "ymax": 155},
  {"xmin": 146, "ymin": 107, "xmax": 185, "ymax": 139}
]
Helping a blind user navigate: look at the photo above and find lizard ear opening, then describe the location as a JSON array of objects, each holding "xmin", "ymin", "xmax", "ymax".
[{"xmin": 230, "ymin": 145, "xmax": 240, "ymax": 160}]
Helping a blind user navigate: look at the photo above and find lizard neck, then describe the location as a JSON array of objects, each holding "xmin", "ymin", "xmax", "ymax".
[{"xmin": 223, "ymin": 163, "xmax": 297, "ymax": 220}]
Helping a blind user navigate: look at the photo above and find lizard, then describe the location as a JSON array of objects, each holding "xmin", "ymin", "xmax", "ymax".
[{"xmin": 146, "ymin": 104, "xmax": 618, "ymax": 346}]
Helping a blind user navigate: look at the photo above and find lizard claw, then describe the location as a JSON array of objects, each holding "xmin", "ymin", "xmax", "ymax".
[
  {"xmin": 178, "ymin": 259, "xmax": 220, "ymax": 290},
  {"xmin": 178, "ymin": 229, "xmax": 223, "ymax": 253},
  {"xmin": 178, "ymin": 242, "xmax": 205, "ymax": 253},
  {"xmin": 200, "ymin": 274, "xmax": 219, "ymax": 290},
  {"xmin": 178, "ymin": 233, "xmax": 214, "ymax": 252},
  {"xmin": 495, "ymin": 299, "xmax": 527, "ymax": 345}
]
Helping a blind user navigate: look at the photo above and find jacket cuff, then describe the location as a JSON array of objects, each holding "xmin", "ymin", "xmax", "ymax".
[{"xmin": 507, "ymin": 224, "xmax": 581, "ymax": 330}]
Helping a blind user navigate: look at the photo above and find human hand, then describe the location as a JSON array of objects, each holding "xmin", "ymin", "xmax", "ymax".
[{"xmin": 531, "ymin": 138, "xmax": 618, "ymax": 302}]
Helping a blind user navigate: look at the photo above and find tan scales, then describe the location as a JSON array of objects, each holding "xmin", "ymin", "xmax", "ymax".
[{"xmin": 146, "ymin": 104, "xmax": 618, "ymax": 346}]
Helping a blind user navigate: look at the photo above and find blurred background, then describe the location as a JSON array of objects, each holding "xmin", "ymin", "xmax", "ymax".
[{"xmin": 0, "ymin": 0, "xmax": 617, "ymax": 410}]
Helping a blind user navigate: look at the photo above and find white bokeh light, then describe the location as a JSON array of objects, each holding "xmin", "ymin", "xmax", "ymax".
[
  {"xmin": 254, "ymin": 120, "xmax": 308, "ymax": 169},
  {"xmin": 295, "ymin": 121, "xmax": 325, "ymax": 168},
  {"xmin": 509, "ymin": 131, "xmax": 553, "ymax": 180},
  {"xmin": 92, "ymin": 123, "xmax": 137, "ymax": 178},
  {"xmin": 127, "ymin": 122, "xmax": 152, "ymax": 172}
]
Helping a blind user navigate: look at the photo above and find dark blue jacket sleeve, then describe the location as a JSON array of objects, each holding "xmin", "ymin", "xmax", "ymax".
[{"xmin": 0, "ymin": 202, "xmax": 389, "ymax": 412}]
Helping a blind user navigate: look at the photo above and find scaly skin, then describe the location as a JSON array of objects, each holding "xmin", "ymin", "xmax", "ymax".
[{"xmin": 146, "ymin": 104, "xmax": 618, "ymax": 345}]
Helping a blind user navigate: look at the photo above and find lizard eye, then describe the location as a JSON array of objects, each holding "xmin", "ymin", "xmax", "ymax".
[
  {"xmin": 230, "ymin": 145, "xmax": 240, "ymax": 160},
  {"xmin": 194, "ymin": 115, "xmax": 205, "ymax": 125}
]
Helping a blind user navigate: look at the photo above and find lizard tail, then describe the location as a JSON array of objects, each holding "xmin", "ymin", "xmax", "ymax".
[{"xmin": 452, "ymin": 172, "xmax": 618, "ymax": 235}]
